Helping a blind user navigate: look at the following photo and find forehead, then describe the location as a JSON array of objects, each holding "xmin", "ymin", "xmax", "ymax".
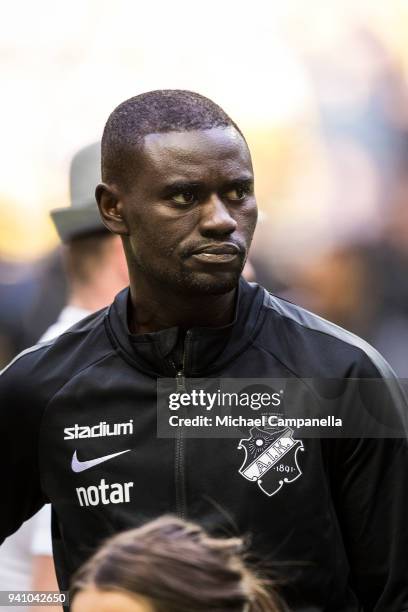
[
  {"xmin": 72, "ymin": 589, "xmax": 154, "ymax": 612},
  {"xmin": 134, "ymin": 126, "xmax": 253, "ymax": 184}
]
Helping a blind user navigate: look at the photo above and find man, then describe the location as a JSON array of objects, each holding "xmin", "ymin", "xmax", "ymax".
[
  {"xmin": 44, "ymin": 142, "xmax": 128, "ymax": 338},
  {"xmin": 1, "ymin": 91, "xmax": 407, "ymax": 611},
  {"xmin": 0, "ymin": 142, "xmax": 128, "ymax": 611}
]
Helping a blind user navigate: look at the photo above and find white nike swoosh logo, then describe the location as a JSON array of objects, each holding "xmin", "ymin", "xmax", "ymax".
[{"xmin": 71, "ymin": 449, "xmax": 131, "ymax": 473}]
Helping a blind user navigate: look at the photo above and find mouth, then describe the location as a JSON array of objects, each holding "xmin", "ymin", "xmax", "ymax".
[{"xmin": 189, "ymin": 243, "xmax": 242, "ymax": 264}]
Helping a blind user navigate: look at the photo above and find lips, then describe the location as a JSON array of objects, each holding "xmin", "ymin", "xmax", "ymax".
[
  {"xmin": 189, "ymin": 243, "xmax": 242, "ymax": 264},
  {"xmin": 190, "ymin": 243, "xmax": 241, "ymax": 256}
]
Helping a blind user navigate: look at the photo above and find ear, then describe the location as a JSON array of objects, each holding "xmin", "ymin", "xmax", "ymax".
[{"xmin": 95, "ymin": 183, "xmax": 129, "ymax": 236}]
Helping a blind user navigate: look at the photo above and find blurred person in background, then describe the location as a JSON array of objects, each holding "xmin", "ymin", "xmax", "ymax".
[
  {"xmin": 0, "ymin": 142, "xmax": 128, "ymax": 611},
  {"xmin": 71, "ymin": 515, "xmax": 284, "ymax": 612},
  {"xmin": 0, "ymin": 90, "xmax": 407, "ymax": 612},
  {"xmin": 0, "ymin": 251, "xmax": 68, "ymax": 368},
  {"xmin": 44, "ymin": 142, "xmax": 128, "ymax": 339}
]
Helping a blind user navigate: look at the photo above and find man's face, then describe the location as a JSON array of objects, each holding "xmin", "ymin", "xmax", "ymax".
[{"xmin": 120, "ymin": 126, "xmax": 257, "ymax": 296}]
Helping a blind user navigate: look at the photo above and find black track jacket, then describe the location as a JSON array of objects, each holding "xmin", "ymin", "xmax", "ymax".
[{"xmin": 1, "ymin": 279, "xmax": 407, "ymax": 611}]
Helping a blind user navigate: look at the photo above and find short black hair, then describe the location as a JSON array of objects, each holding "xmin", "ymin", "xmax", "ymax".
[{"xmin": 101, "ymin": 89, "xmax": 244, "ymax": 189}]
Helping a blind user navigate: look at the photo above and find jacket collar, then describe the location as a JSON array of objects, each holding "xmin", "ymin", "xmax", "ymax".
[{"xmin": 105, "ymin": 277, "xmax": 266, "ymax": 377}]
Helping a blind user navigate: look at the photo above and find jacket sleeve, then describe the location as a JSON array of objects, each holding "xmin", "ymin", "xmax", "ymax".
[
  {"xmin": 0, "ymin": 352, "xmax": 48, "ymax": 543},
  {"xmin": 329, "ymin": 353, "xmax": 408, "ymax": 611}
]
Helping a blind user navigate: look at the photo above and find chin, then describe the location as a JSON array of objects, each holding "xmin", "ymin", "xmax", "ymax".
[{"xmin": 180, "ymin": 270, "xmax": 241, "ymax": 296}]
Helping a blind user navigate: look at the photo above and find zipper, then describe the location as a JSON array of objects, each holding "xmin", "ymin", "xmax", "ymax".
[
  {"xmin": 176, "ymin": 370, "xmax": 185, "ymax": 393},
  {"xmin": 171, "ymin": 331, "xmax": 191, "ymax": 520}
]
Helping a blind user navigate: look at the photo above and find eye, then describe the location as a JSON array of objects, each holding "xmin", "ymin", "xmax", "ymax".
[
  {"xmin": 224, "ymin": 185, "xmax": 251, "ymax": 201},
  {"xmin": 171, "ymin": 191, "xmax": 196, "ymax": 205}
]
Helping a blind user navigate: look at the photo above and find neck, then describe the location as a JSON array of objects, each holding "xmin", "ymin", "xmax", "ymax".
[{"xmin": 128, "ymin": 277, "xmax": 238, "ymax": 334}]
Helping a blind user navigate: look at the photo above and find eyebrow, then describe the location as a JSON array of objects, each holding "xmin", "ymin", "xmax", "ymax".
[
  {"xmin": 162, "ymin": 176, "xmax": 254, "ymax": 194},
  {"xmin": 162, "ymin": 181, "xmax": 202, "ymax": 194},
  {"xmin": 223, "ymin": 177, "xmax": 254, "ymax": 188}
]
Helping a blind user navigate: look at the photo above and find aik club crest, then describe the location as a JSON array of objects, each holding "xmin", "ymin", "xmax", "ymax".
[{"xmin": 238, "ymin": 426, "xmax": 304, "ymax": 497}]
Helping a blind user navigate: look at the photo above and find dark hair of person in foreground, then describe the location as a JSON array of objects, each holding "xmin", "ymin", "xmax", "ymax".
[{"xmin": 70, "ymin": 516, "xmax": 285, "ymax": 612}]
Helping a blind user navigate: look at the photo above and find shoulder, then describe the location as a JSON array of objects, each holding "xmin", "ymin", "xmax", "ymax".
[
  {"xmin": 259, "ymin": 289, "xmax": 396, "ymax": 378},
  {"xmin": 0, "ymin": 307, "xmax": 114, "ymax": 403}
]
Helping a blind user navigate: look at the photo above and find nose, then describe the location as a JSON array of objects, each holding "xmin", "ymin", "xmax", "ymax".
[{"xmin": 198, "ymin": 194, "xmax": 237, "ymax": 237}]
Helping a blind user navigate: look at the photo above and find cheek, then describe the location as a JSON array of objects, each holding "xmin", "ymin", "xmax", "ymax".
[
  {"xmin": 130, "ymin": 213, "xmax": 196, "ymax": 258},
  {"xmin": 237, "ymin": 200, "xmax": 258, "ymax": 234},
  {"xmin": 127, "ymin": 227, "xmax": 177, "ymax": 263}
]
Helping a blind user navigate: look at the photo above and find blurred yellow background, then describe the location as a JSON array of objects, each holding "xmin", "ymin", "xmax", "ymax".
[
  {"xmin": 2, "ymin": 0, "xmax": 408, "ymax": 375},
  {"xmin": 1, "ymin": 0, "xmax": 407, "ymax": 258}
]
